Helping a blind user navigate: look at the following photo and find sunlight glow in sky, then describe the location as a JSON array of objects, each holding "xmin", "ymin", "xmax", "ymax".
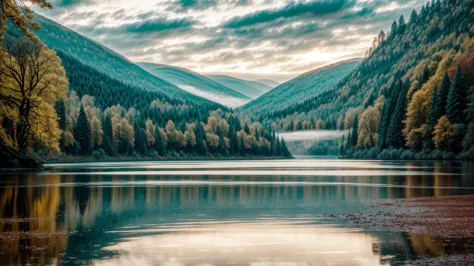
[{"xmin": 36, "ymin": 0, "xmax": 424, "ymax": 81}]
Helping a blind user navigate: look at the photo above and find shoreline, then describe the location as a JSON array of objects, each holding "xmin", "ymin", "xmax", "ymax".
[{"xmin": 0, "ymin": 155, "xmax": 294, "ymax": 171}]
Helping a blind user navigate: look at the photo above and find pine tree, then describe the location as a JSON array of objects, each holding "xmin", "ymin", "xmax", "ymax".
[
  {"xmin": 218, "ymin": 135, "xmax": 226, "ymax": 154},
  {"xmin": 350, "ymin": 115, "xmax": 359, "ymax": 147},
  {"xmin": 345, "ymin": 131, "xmax": 352, "ymax": 151},
  {"xmin": 446, "ymin": 66, "xmax": 468, "ymax": 124},
  {"xmin": 55, "ymin": 100, "xmax": 66, "ymax": 131},
  {"xmin": 409, "ymin": 9, "xmax": 418, "ymax": 24},
  {"xmin": 340, "ymin": 135, "xmax": 345, "ymax": 155},
  {"xmin": 280, "ymin": 138, "xmax": 291, "ymax": 157},
  {"xmin": 230, "ymin": 130, "xmax": 238, "ymax": 155},
  {"xmin": 134, "ymin": 121, "xmax": 147, "ymax": 155},
  {"xmin": 55, "ymin": 100, "xmax": 67, "ymax": 151},
  {"xmin": 244, "ymin": 123, "xmax": 250, "ymax": 134},
  {"xmin": 398, "ymin": 15, "xmax": 406, "ymax": 34},
  {"xmin": 379, "ymin": 83, "xmax": 399, "ymax": 149},
  {"xmin": 195, "ymin": 122, "xmax": 207, "ymax": 155},
  {"xmin": 102, "ymin": 116, "xmax": 114, "ymax": 155},
  {"xmin": 75, "ymin": 105, "xmax": 92, "ymax": 155},
  {"xmin": 387, "ymin": 83, "xmax": 407, "ymax": 148},
  {"xmin": 154, "ymin": 126, "xmax": 166, "ymax": 156},
  {"xmin": 426, "ymin": 72, "xmax": 451, "ymax": 148},
  {"xmin": 389, "ymin": 20, "xmax": 398, "ymax": 39}
]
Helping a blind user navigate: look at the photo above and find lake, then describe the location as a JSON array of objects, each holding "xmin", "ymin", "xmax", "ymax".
[{"xmin": 0, "ymin": 159, "xmax": 473, "ymax": 265}]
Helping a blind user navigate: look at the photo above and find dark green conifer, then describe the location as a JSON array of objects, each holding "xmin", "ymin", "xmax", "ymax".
[
  {"xmin": 154, "ymin": 126, "xmax": 166, "ymax": 156},
  {"xmin": 387, "ymin": 83, "xmax": 407, "ymax": 148},
  {"xmin": 446, "ymin": 66, "xmax": 468, "ymax": 124},
  {"xmin": 75, "ymin": 105, "xmax": 92, "ymax": 155},
  {"xmin": 350, "ymin": 115, "xmax": 359, "ymax": 147}
]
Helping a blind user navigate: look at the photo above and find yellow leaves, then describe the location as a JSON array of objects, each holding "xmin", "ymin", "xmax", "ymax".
[
  {"xmin": 81, "ymin": 95, "xmax": 102, "ymax": 147},
  {"xmin": 206, "ymin": 133, "xmax": 219, "ymax": 148},
  {"xmin": 0, "ymin": 42, "xmax": 68, "ymax": 151},
  {"xmin": 30, "ymin": 101, "xmax": 61, "ymax": 152},
  {"xmin": 404, "ymin": 50, "xmax": 455, "ymax": 149},
  {"xmin": 145, "ymin": 120, "xmax": 155, "ymax": 147},
  {"xmin": 111, "ymin": 114, "xmax": 134, "ymax": 148},
  {"xmin": 183, "ymin": 131, "xmax": 196, "ymax": 147},
  {"xmin": 358, "ymin": 101, "xmax": 382, "ymax": 148},
  {"xmin": 433, "ymin": 116, "xmax": 453, "ymax": 150}
]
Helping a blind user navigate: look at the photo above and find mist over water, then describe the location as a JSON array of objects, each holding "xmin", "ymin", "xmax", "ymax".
[
  {"xmin": 278, "ymin": 130, "xmax": 348, "ymax": 155},
  {"xmin": 278, "ymin": 130, "xmax": 348, "ymax": 141}
]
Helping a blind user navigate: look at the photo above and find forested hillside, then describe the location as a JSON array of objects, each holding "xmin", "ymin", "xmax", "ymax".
[
  {"xmin": 265, "ymin": 0, "xmax": 474, "ymax": 160},
  {"xmin": 33, "ymin": 14, "xmax": 207, "ymax": 102},
  {"xmin": 136, "ymin": 63, "xmax": 251, "ymax": 107},
  {"xmin": 241, "ymin": 59, "xmax": 361, "ymax": 123},
  {"xmin": 0, "ymin": 18, "xmax": 291, "ymax": 167},
  {"xmin": 206, "ymin": 75, "xmax": 272, "ymax": 99}
]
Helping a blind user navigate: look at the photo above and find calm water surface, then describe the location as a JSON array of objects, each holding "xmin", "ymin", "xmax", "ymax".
[{"xmin": 0, "ymin": 159, "xmax": 473, "ymax": 265}]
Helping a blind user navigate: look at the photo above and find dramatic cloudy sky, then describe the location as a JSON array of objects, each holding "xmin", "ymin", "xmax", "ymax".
[{"xmin": 35, "ymin": 0, "xmax": 424, "ymax": 81}]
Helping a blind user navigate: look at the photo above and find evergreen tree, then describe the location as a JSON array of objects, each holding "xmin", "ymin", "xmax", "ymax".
[
  {"xmin": 218, "ymin": 135, "xmax": 226, "ymax": 154},
  {"xmin": 280, "ymin": 138, "xmax": 291, "ymax": 157},
  {"xmin": 54, "ymin": 100, "xmax": 66, "ymax": 130},
  {"xmin": 134, "ymin": 121, "xmax": 147, "ymax": 155},
  {"xmin": 345, "ymin": 131, "xmax": 352, "ymax": 151},
  {"xmin": 389, "ymin": 20, "xmax": 398, "ymax": 39},
  {"xmin": 230, "ymin": 130, "xmax": 239, "ymax": 155},
  {"xmin": 195, "ymin": 122, "xmax": 207, "ymax": 154},
  {"xmin": 102, "ymin": 116, "xmax": 114, "ymax": 155},
  {"xmin": 409, "ymin": 9, "xmax": 418, "ymax": 24},
  {"xmin": 350, "ymin": 115, "xmax": 359, "ymax": 147},
  {"xmin": 426, "ymin": 72, "xmax": 450, "ymax": 148},
  {"xmin": 75, "ymin": 105, "xmax": 92, "ymax": 155},
  {"xmin": 340, "ymin": 135, "xmax": 345, "ymax": 155},
  {"xmin": 387, "ymin": 83, "xmax": 407, "ymax": 148},
  {"xmin": 379, "ymin": 83, "xmax": 399, "ymax": 149},
  {"xmin": 398, "ymin": 15, "xmax": 406, "ymax": 33},
  {"xmin": 154, "ymin": 126, "xmax": 166, "ymax": 156},
  {"xmin": 55, "ymin": 100, "xmax": 66, "ymax": 151},
  {"xmin": 244, "ymin": 123, "xmax": 250, "ymax": 134},
  {"xmin": 446, "ymin": 66, "xmax": 468, "ymax": 124}
]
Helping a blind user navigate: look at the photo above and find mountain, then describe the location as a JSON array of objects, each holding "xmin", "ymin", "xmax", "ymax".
[
  {"xmin": 2, "ymin": 17, "xmax": 292, "ymax": 162},
  {"xmin": 256, "ymin": 0, "xmax": 474, "ymax": 159},
  {"xmin": 136, "ymin": 62, "xmax": 251, "ymax": 107},
  {"xmin": 254, "ymin": 79, "xmax": 280, "ymax": 88},
  {"xmin": 241, "ymin": 59, "xmax": 361, "ymax": 116},
  {"xmin": 206, "ymin": 74, "xmax": 272, "ymax": 99},
  {"xmin": 32, "ymin": 14, "xmax": 209, "ymax": 103}
]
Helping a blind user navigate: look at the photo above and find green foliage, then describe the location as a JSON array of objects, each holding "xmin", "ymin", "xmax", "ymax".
[
  {"xmin": 447, "ymin": 66, "xmax": 469, "ymax": 124},
  {"xmin": 242, "ymin": 60, "xmax": 360, "ymax": 117},
  {"xmin": 387, "ymin": 81, "xmax": 407, "ymax": 149},
  {"xmin": 350, "ymin": 115, "xmax": 359, "ymax": 147},
  {"xmin": 75, "ymin": 105, "xmax": 92, "ymax": 155},
  {"xmin": 33, "ymin": 14, "xmax": 213, "ymax": 103}
]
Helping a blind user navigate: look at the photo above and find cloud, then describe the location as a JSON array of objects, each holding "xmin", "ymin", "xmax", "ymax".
[
  {"xmin": 75, "ymin": 17, "xmax": 196, "ymax": 35},
  {"xmin": 223, "ymin": 0, "xmax": 355, "ymax": 28},
  {"xmin": 34, "ymin": 0, "xmax": 426, "ymax": 80}
]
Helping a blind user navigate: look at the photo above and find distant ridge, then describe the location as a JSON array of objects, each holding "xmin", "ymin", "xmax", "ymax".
[
  {"xmin": 241, "ymin": 58, "xmax": 362, "ymax": 115},
  {"xmin": 206, "ymin": 74, "xmax": 273, "ymax": 99},
  {"xmin": 136, "ymin": 62, "xmax": 251, "ymax": 107}
]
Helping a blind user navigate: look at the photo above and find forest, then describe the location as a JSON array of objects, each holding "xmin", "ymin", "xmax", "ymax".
[
  {"xmin": 251, "ymin": 0, "xmax": 474, "ymax": 160},
  {"xmin": 1, "ymin": 0, "xmax": 474, "ymax": 166},
  {"xmin": 0, "ymin": 3, "xmax": 291, "ymax": 168}
]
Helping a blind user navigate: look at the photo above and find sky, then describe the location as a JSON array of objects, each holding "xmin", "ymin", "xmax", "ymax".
[{"xmin": 36, "ymin": 0, "xmax": 425, "ymax": 82}]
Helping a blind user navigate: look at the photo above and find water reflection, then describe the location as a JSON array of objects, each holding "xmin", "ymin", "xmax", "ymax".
[{"xmin": 0, "ymin": 160, "xmax": 472, "ymax": 265}]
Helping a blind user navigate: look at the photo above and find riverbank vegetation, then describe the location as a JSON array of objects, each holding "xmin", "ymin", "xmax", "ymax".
[
  {"xmin": 245, "ymin": 0, "xmax": 474, "ymax": 160},
  {"xmin": 339, "ymin": 0, "xmax": 474, "ymax": 160}
]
